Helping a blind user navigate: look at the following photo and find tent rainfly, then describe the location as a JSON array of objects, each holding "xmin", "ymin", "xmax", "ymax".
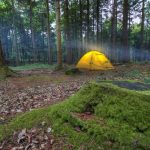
[{"xmin": 76, "ymin": 50, "xmax": 114, "ymax": 70}]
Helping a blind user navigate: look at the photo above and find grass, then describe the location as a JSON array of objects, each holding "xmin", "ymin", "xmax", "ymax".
[
  {"xmin": 0, "ymin": 82, "xmax": 150, "ymax": 149},
  {"xmin": 10, "ymin": 63, "xmax": 55, "ymax": 71}
]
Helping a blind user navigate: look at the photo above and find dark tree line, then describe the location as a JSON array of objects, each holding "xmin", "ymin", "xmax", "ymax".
[{"xmin": 0, "ymin": 0, "xmax": 150, "ymax": 66}]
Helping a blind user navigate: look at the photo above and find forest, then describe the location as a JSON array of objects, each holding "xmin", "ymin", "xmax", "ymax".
[
  {"xmin": 0, "ymin": 0, "xmax": 150, "ymax": 149},
  {"xmin": 0, "ymin": 0, "xmax": 150, "ymax": 66}
]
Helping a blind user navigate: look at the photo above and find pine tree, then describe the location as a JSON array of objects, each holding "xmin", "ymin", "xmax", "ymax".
[
  {"xmin": 111, "ymin": 0, "xmax": 117, "ymax": 61},
  {"xmin": 140, "ymin": 0, "xmax": 145, "ymax": 48},
  {"xmin": 122, "ymin": 0, "xmax": 129, "ymax": 62},
  {"xmin": 56, "ymin": 0, "xmax": 62, "ymax": 68},
  {"xmin": 29, "ymin": 0, "xmax": 36, "ymax": 63},
  {"xmin": 46, "ymin": 0, "xmax": 52, "ymax": 64}
]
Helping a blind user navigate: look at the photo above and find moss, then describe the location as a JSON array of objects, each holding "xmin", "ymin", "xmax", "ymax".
[
  {"xmin": 0, "ymin": 82, "xmax": 150, "ymax": 149},
  {"xmin": 0, "ymin": 66, "xmax": 17, "ymax": 80}
]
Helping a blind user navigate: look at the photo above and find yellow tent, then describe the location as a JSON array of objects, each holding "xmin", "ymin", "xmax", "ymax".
[{"xmin": 76, "ymin": 50, "xmax": 114, "ymax": 70}]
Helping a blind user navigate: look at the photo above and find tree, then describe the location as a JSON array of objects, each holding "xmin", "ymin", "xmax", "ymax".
[
  {"xmin": 64, "ymin": 0, "xmax": 71, "ymax": 64},
  {"xmin": 29, "ymin": 0, "xmax": 36, "ymax": 62},
  {"xmin": 79, "ymin": 0, "xmax": 83, "ymax": 55},
  {"xmin": 96, "ymin": 0, "xmax": 100, "ymax": 44},
  {"xmin": 122, "ymin": 0, "xmax": 129, "ymax": 62},
  {"xmin": 46, "ymin": 0, "xmax": 52, "ymax": 64},
  {"xmin": 11, "ymin": 0, "xmax": 19, "ymax": 65},
  {"xmin": 56, "ymin": 0, "xmax": 62, "ymax": 68},
  {"xmin": 0, "ymin": 39, "xmax": 16, "ymax": 78},
  {"xmin": 140, "ymin": 0, "xmax": 146, "ymax": 48},
  {"xmin": 0, "ymin": 40, "xmax": 5, "ymax": 66},
  {"xmin": 1, "ymin": 0, "xmax": 150, "ymax": 65},
  {"xmin": 86, "ymin": 0, "xmax": 90, "ymax": 42},
  {"xmin": 111, "ymin": 0, "xmax": 117, "ymax": 61}
]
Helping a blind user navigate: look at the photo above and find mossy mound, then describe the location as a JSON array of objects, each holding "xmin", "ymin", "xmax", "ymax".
[
  {"xmin": 0, "ymin": 82, "xmax": 150, "ymax": 149},
  {"xmin": 0, "ymin": 66, "xmax": 16, "ymax": 80}
]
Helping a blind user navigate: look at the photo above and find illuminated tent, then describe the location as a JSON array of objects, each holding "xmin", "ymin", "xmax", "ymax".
[{"xmin": 76, "ymin": 50, "xmax": 114, "ymax": 70}]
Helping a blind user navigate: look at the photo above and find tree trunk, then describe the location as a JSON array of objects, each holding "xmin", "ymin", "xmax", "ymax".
[
  {"xmin": 100, "ymin": 7, "xmax": 103, "ymax": 44},
  {"xmin": 79, "ymin": 0, "xmax": 83, "ymax": 56},
  {"xmin": 128, "ymin": 4, "xmax": 131, "ymax": 42},
  {"xmin": 140, "ymin": 0, "xmax": 145, "ymax": 49},
  {"xmin": 11, "ymin": 0, "xmax": 19, "ymax": 66},
  {"xmin": 56, "ymin": 0, "xmax": 62, "ymax": 68},
  {"xmin": 0, "ymin": 40, "xmax": 5, "ymax": 66},
  {"xmin": 122, "ymin": 0, "xmax": 129, "ymax": 62},
  {"xmin": 64, "ymin": 0, "xmax": 71, "ymax": 64},
  {"xmin": 111, "ymin": 0, "xmax": 117, "ymax": 62},
  {"xmin": 86, "ymin": 0, "xmax": 90, "ymax": 43},
  {"xmin": 96, "ymin": 0, "xmax": 100, "ymax": 44},
  {"xmin": 0, "ymin": 40, "xmax": 15, "ymax": 78},
  {"xmin": 29, "ymin": 0, "xmax": 36, "ymax": 63},
  {"xmin": 46, "ymin": 0, "xmax": 52, "ymax": 64}
]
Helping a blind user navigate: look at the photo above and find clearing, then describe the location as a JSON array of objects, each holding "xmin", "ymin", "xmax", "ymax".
[{"xmin": 0, "ymin": 63, "xmax": 150, "ymax": 149}]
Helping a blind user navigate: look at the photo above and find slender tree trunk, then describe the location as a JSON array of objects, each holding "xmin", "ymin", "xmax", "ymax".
[
  {"xmin": 0, "ymin": 40, "xmax": 5, "ymax": 66},
  {"xmin": 111, "ymin": 0, "xmax": 117, "ymax": 62},
  {"xmin": 29, "ymin": 0, "xmax": 36, "ymax": 63},
  {"xmin": 46, "ymin": 0, "xmax": 52, "ymax": 64},
  {"xmin": 86, "ymin": 0, "xmax": 90, "ymax": 43},
  {"xmin": 11, "ymin": 0, "xmax": 19, "ymax": 66},
  {"xmin": 128, "ymin": 5, "xmax": 131, "ymax": 42},
  {"xmin": 96, "ymin": 0, "xmax": 100, "ymax": 44},
  {"xmin": 64, "ymin": 0, "xmax": 71, "ymax": 64},
  {"xmin": 100, "ymin": 6, "xmax": 103, "ymax": 44},
  {"xmin": 41, "ymin": 14, "xmax": 45, "ymax": 49},
  {"xmin": 92, "ymin": 5, "xmax": 95, "ymax": 44},
  {"xmin": 140, "ymin": 0, "xmax": 145, "ymax": 49},
  {"xmin": 79, "ymin": 0, "xmax": 83, "ymax": 56},
  {"xmin": 122, "ymin": 0, "xmax": 129, "ymax": 62},
  {"xmin": 56, "ymin": 0, "xmax": 62, "ymax": 68},
  {"xmin": 74, "ymin": 10, "xmax": 78, "ymax": 61}
]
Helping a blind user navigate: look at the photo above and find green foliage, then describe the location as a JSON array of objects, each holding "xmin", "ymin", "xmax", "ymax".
[
  {"xmin": 0, "ymin": 1, "xmax": 11, "ymax": 12},
  {"xmin": 0, "ymin": 1, "xmax": 6, "ymax": 9},
  {"xmin": 0, "ymin": 82, "xmax": 150, "ymax": 149}
]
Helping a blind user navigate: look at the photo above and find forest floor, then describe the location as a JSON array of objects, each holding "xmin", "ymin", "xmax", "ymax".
[{"xmin": 0, "ymin": 63, "xmax": 150, "ymax": 149}]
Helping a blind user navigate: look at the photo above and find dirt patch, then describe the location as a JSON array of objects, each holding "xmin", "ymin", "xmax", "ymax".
[{"xmin": 73, "ymin": 112, "xmax": 95, "ymax": 121}]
